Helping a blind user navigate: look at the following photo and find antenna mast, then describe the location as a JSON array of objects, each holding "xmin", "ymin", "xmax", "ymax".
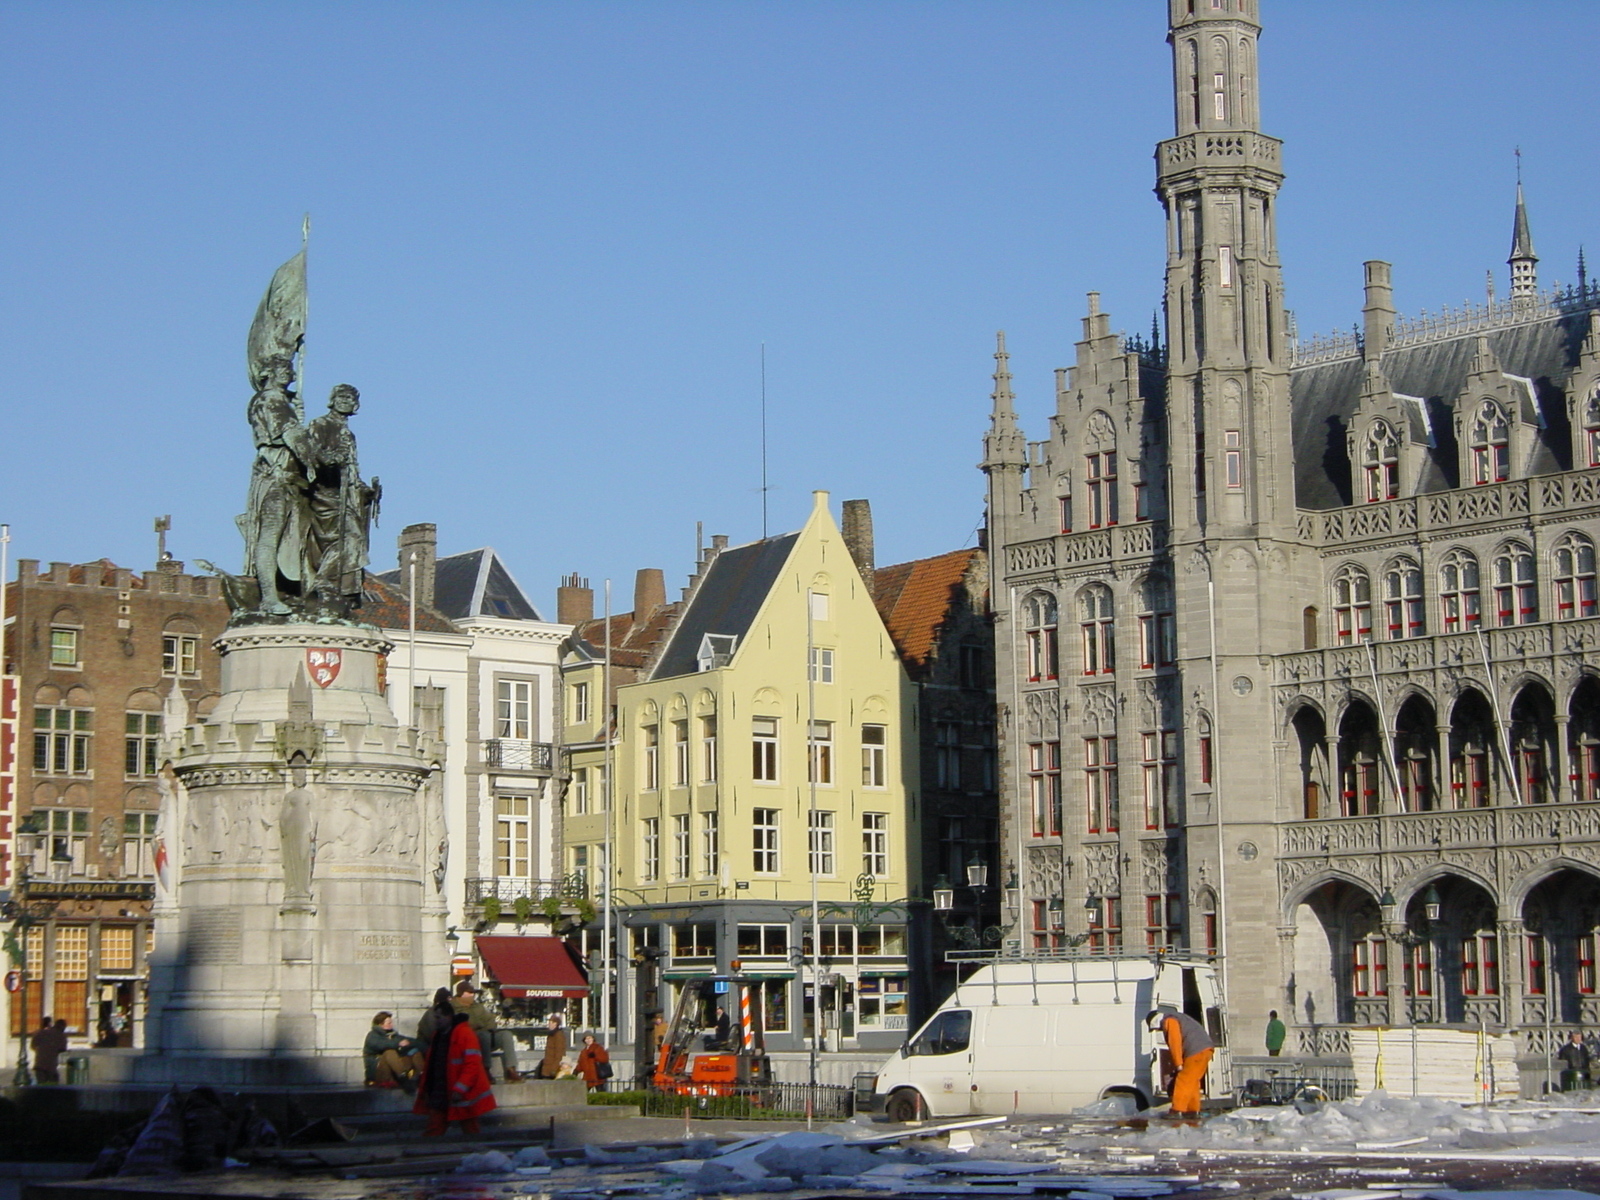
[{"xmin": 760, "ymin": 343, "xmax": 768, "ymax": 539}]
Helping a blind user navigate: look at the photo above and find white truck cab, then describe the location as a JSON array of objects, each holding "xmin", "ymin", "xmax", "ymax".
[{"xmin": 871, "ymin": 951, "xmax": 1227, "ymax": 1120}]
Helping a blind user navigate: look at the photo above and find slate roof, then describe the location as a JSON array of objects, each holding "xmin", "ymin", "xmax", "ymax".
[
  {"xmin": 1290, "ymin": 310, "xmax": 1591, "ymax": 509},
  {"xmin": 650, "ymin": 534, "xmax": 800, "ymax": 681},
  {"xmin": 378, "ymin": 548, "xmax": 544, "ymax": 622},
  {"xmin": 873, "ymin": 548, "xmax": 983, "ymax": 673}
]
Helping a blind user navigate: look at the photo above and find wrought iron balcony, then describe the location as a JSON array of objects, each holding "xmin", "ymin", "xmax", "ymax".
[
  {"xmin": 483, "ymin": 738, "xmax": 554, "ymax": 774},
  {"xmin": 465, "ymin": 875, "xmax": 589, "ymax": 907}
]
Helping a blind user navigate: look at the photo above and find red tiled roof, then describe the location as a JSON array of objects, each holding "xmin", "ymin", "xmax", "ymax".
[
  {"xmin": 874, "ymin": 548, "xmax": 983, "ymax": 671},
  {"xmin": 576, "ymin": 601, "xmax": 680, "ymax": 668},
  {"xmin": 363, "ymin": 573, "xmax": 460, "ymax": 634}
]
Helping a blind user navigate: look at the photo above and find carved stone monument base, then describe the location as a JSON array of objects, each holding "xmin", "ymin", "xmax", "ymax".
[{"xmin": 137, "ymin": 623, "xmax": 446, "ymax": 1085}]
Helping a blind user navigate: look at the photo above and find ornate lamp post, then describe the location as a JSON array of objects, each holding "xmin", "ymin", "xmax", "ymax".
[{"xmin": 3, "ymin": 814, "xmax": 52, "ymax": 1086}]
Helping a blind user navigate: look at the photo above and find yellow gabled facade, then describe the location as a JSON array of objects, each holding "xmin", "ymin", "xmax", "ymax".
[{"xmin": 604, "ymin": 492, "xmax": 921, "ymax": 1053}]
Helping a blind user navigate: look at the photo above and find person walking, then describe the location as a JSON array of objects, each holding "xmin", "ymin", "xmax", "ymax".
[
  {"xmin": 413, "ymin": 988, "xmax": 496, "ymax": 1136},
  {"xmin": 1147, "ymin": 1008, "xmax": 1215, "ymax": 1118},
  {"xmin": 575, "ymin": 1033, "xmax": 612, "ymax": 1091},
  {"xmin": 1557, "ymin": 1030, "xmax": 1592, "ymax": 1092},
  {"xmin": 537, "ymin": 1013, "xmax": 568, "ymax": 1079},
  {"xmin": 1265, "ymin": 1010, "xmax": 1287, "ymax": 1057}
]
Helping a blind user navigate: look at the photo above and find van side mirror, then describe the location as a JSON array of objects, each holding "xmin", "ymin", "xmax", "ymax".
[{"xmin": 899, "ymin": 1042, "xmax": 910, "ymax": 1059}]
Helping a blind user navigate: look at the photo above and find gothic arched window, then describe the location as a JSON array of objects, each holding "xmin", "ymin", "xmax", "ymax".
[
  {"xmin": 1439, "ymin": 549, "xmax": 1483, "ymax": 633},
  {"xmin": 1332, "ymin": 564, "xmax": 1372, "ymax": 645},
  {"xmin": 1363, "ymin": 421, "xmax": 1400, "ymax": 502},
  {"xmin": 1383, "ymin": 557, "xmax": 1423, "ymax": 640},
  {"xmin": 1079, "ymin": 584, "xmax": 1116, "ymax": 675},
  {"xmin": 1022, "ymin": 592, "xmax": 1059, "ymax": 683},
  {"xmin": 1492, "ymin": 541, "xmax": 1538, "ymax": 627},
  {"xmin": 1470, "ymin": 400, "xmax": 1510, "ymax": 485},
  {"xmin": 1553, "ymin": 532, "xmax": 1598, "ymax": 620}
]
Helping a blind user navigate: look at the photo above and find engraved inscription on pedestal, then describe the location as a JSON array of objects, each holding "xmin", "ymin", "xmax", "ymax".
[{"xmin": 187, "ymin": 908, "xmax": 243, "ymax": 965}]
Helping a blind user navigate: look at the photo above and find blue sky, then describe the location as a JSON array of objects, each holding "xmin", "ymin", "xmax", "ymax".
[{"xmin": 3, "ymin": 1, "xmax": 1595, "ymax": 616}]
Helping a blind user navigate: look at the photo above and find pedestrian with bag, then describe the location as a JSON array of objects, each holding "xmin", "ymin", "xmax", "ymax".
[{"xmin": 575, "ymin": 1033, "xmax": 612, "ymax": 1091}]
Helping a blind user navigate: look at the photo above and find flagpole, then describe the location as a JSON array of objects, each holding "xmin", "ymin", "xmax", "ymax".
[{"xmin": 296, "ymin": 214, "xmax": 310, "ymax": 421}]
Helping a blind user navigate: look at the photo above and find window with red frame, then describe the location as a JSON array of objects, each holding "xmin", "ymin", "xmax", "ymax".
[
  {"xmin": 1352, "ymin": 934, "xmax": 1388, "ymax": 997},
  {"xmin": 1085, "ymin": 736, "xmax": 1118, "ymax": 833},
  {"xmin": 1086, "ymin": 451, "xmax": 1118, "ymax": 527},
  {"xmin": 1573, "ymin": 738, "xmax": 1600, "ymax": 804},
  {"xmin": 1363, "ymin": 422, "xmax": 1400, "ymax": 502},
  {"xmin": 1144, "ymin": 893, "xmax": 1182, "ymax": 951},
  {"xmin": 1058, "ymin": 495, "xmax": 1072, "ymax": 534},
  {"xmin": 1028, "ymin": 742, "xmax": 1062, "ymax": 837},
  {"xmin": 1525, "ymin": 935, "xmax": 1546, "ymax": 996},
  {"xmin": 1080, "ymin": 585, "xmax": 1115, "ymax": 675},
  {"xmin": 1088, "ymin": 895, "xmax": 1122, "ymax": 954},
  {"xmin": 1332, "ymin": 565, "xmax": 1372, "ymax": 644},
  {"xmin": 1554, "ymin": 534, "xmax": 1598, "ymax": 619},
  {"xmin": 1439, "ymin": 549, "xmax": 1482, "ymax": 634},
  {"xmin": 1030, "ymin": 899, "xmax": 1065, "ymax": 951},
  {"xmin": 1493, "ymin": 544, "xmax": 1538, "ymax": 626},
  {"xmin": 1581, "ymin": 934, "xmax": 1596, "ymax": 994},
  {"xmin": 1142, "ymin": 731, "xmax": 1178, "ymax": 829},
  {"xmin": 1460, "ymin": 933, "xmax": 1500, "ymax": 996},
  {"xmin": 1341, "ymin": 753, "xmax": 1379, "ymax": 817},
  {"xmin": 1402, "ymin": 939, "xmax": 1433, "ymax": 997},
  {"xmin": 1517, "ymin": 738, "xmax": 1548, "ymax": 805},
  {"xmin": 1470, "ymin": 401, "xmax": 1510, "ymax": 484},
  {"xmin": 1383, "ymin": 559, "xmax": 1424, "ymax": 639},
  {"xmin": 1198, "ymin": 726, "xmax": 1213, "ymax": 785},
  {"xmin": 1138, "ymin": 574, "xmax": 1175, "ymax": 668},
  {"xmin": 1450, "ymin": 743, "xmax": 1491, "ymax": 809},
  {"xmin": 1023, "ymin": 592, "xmax": 1060, "ymax": 682}
]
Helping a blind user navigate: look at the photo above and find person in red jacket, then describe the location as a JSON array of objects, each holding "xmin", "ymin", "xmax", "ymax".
[
  {"xmin": 1147, "ymin": 1008, "xmax": 1214, "ymax": 1118},
  {"xmin": 414, "ymin": 987, "xmax": 497, "ymax": 1135}
]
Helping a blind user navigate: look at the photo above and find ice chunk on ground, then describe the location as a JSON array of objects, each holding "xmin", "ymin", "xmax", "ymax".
[
  {"xmin": 453, "ymin": 1150, "xmax": 513, "ymax": 1174},
  {"xmin": 1076, "ymin": 1093, "xmax": 1142, "ymax": 1117},
  {"xmin": 511, "ymin": 1145, "xmax": 550, "ymax": 1167}
]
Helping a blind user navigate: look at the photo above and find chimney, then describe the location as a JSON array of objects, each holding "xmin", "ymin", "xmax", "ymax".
[
  {"xmin": 1362, "ymin": 261, "xmax": 1395, "ymax": 361},
  {"xmin": 634, "ymin": 568, "xmax": 666, "ymax": 617},
  {"xmin": 557, "ymin": 573, "xmax": 593, "ymax": 626},
  {"xmin": 398, "ymin": 523, "xmax": 437, "ymax": 610},
  {"xmin": 842, "ymin": 499, "xmax": 876, "ymax": 597},
  {"xmin": 49, "ymin": 562, "xmax": 71, "ymax": 584},
  {"xmin": 18, "ymin": 559, "xmax": 38, "ymax": 585}
]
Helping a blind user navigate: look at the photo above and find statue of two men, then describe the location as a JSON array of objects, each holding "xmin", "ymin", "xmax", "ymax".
[{"xmin": 236, "ymin": 360, "xmax": 379, "ymax": 619}]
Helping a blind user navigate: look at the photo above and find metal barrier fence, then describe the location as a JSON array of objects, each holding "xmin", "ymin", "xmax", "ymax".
[{"xmin": 611, "ymin": 1082, "xmax": 854, "ymax": 1121}]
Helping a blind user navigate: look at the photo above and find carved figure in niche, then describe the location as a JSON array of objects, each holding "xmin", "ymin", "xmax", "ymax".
[
  {"xmin": 422, "ymin": 767, "xmax": 448, "ymax": 893},
  {"xmin": 280, "ymin": 758, "xmax": 317, "ymax": 902},
  {"xmin": 154, "ymin": 763, "xmax": 180, "ymax": 892}
]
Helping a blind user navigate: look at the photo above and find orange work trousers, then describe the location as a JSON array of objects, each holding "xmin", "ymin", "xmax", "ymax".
[{"xmin": 1170, "ymin": 1047, "xmax": 1212, "ymax": 1116}]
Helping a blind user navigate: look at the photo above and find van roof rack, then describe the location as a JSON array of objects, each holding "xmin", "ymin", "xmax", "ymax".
[{"xmin": 944, "ymin": 946, "xmax": 1220, "ymax": 966}]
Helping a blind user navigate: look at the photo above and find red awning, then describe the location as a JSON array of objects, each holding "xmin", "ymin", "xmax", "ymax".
[{"xmin": 474, "ymin": 935, "xmax": 591, "ymax": 999}]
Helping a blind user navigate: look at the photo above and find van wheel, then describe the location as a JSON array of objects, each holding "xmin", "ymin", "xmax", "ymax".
[
  {"xmin": 885, "ymin": 1089, "xmax": 923, "ymax": 1123},
  {"xmin": 1101, "ymin": 1086, "xmax": 1149, "ymax": 1113}
]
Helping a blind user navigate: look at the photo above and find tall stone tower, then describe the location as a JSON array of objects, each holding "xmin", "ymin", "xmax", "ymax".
[{"xmin": 1156, "ymin": 0, "xmax": 1304, "ymax": 1021}]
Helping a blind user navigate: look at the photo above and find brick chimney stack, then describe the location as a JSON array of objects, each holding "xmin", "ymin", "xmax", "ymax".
[
  {"xmin": 557, "ymin": 573, "xmax": 594, "ymax": 625},
  {"xmin": 634, "ymin": 568, "xmax": 666, "ymax": 616},
  {"xmin": 842, "ymin": 498, "xmax": 876, "ymax": 598},
  {"xmin": 398, "ymin": 523, "xmax": 437, "ymax": 610}
]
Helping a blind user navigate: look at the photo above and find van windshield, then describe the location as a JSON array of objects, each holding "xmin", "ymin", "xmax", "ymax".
[{"xmin": 906, "ymin": 1009, "xmax": 971, "ymax": 1056}]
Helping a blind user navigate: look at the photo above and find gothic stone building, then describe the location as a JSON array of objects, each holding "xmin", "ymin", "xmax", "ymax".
[{"xmin": 984, "ymin": 0, "xmax": 1600, "ymax": 1064}]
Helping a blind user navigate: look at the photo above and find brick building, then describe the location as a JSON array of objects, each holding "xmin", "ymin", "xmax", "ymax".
[{"xmin": 2, "ymin": 556, "xmax": 228, "ymax": 1047}]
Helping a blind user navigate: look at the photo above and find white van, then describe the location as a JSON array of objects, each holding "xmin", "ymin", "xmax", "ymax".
[{"xmin": 870, "ymin": 952, "xmax": 1227, "ymax": 1120}]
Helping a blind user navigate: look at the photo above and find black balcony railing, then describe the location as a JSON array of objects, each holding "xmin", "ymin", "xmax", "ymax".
[
  {"xmin": 465, "ymin": 876, "xmax": 587, "ymax": 906},
  {"xmin": 484, "ymin": 739, "xmax": 554, "ymax": 772}
]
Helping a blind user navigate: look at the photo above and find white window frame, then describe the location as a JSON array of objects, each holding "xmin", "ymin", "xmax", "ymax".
[
  {"xmin": 672, "ymin": 719, "xmax": 690, "ymax": 787},
  {"xmin": 808, "ymin": 720, "xmax": 834, "ymax": 785},
  {"xmin": 572, "ymin": 681, "xmax": 590, "ymax": 725},
  {"xmin": 641, "ymin": 817, "xmax": 660, "ymax": 881},
  {"xmin": 495, "ymin": 678, "xmax": 534, "ymax": 740},
  {"xmin": 753, "ymin": 808, "xmax": 780, "ymax": 874},
  {"xmin": 700, "ymin": 714, "xmax": 718, "ymax": 782},
  {"xmin": 808, "ymin": 810, "xmax": 835, "ymax": 876},
  {"xmin": 861, "ymin": 724, "xmax": 887, "ymax": 788},
  {"xmin": 862, "ymin": 812, "xmax": 888, "ymax": 877},
  {"xmin": 808, "ymin": 647, "xmax": 835, "ymax": 683},
  {"xmin": 672, "ymin": 813, "xmax": 691, "ymax": 879},
  {"xmin": 752, "ymin": 716, "xmax": 779, "ymax": 783},
  {"xmin": 495, "ymin": 794, "xmax": 533, "ymax": 878},
  {"xmin": 700, "ymin": 809, "xmax": 720, "ymax": 877},
  {"xmin": 161, "ymin": 633, "xmax": 198, "ymax": 677}
]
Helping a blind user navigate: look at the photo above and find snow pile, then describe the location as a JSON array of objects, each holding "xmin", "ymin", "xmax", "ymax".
[{"xmin": 1133, "ymin": 1090, "xmax": 1600, "ymax": 1155}]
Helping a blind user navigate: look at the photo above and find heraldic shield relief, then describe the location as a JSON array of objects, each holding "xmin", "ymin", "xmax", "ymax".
[{"xmin": 307, "ymin": 648, "xmax": 343, "ymax": 688}]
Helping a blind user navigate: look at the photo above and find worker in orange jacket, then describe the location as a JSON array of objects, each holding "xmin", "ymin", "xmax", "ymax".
[{"xmin": 1147, "ymin": 1007, "xmax": 1214, "ymax": 1118}]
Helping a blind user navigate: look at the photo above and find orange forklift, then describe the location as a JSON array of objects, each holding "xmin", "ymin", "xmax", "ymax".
[{"xmin": 652, "ymin": 971, "xmax": 773, "ymax": 1095}]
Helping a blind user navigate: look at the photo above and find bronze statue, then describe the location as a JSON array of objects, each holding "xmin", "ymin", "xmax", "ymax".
[{"xmin": 207, "ymin": 248, "xmax": 379, "ymax": 624}]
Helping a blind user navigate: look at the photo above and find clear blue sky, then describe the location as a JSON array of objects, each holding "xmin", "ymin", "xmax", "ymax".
[{"xmin": 3, "ymin": 1, "xmax": 1595, "ymax": 616}]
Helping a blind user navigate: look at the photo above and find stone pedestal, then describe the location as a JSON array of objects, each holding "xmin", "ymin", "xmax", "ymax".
[{"xmin": 139, "ymin": 623, "xmax": 447, "ymax": 1084}]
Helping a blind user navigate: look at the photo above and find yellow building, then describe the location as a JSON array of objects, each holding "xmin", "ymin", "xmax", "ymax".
[{"xmin": 573, "ymin": 493, "xmax": 921, "ymax": 1056}]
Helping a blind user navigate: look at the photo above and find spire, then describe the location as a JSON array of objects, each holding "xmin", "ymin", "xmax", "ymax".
[
  {"xmin": 1508, "ymin": 157, "xmax": 1538, "ymax": 301},
  {"xmin": 982, "ymin": 331, "xmax": 1026, "ymax": 470}
]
